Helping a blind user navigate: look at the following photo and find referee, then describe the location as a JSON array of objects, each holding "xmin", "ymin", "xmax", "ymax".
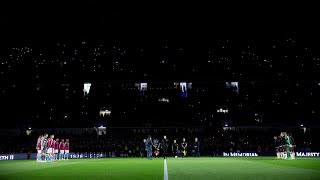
[{"xmin": 161, "ymin": 135, "xmax": 169, "ymax": 159}]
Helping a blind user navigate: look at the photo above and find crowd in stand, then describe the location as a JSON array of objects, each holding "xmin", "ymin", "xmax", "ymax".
[{"xmin": 0, "ymin": 127, "xmax": 315, "ymax": 157}]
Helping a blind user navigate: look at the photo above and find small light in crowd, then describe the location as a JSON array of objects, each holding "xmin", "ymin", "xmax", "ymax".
[
  {"xmin": 28, "ymin": 127, "xmax": 31, "ymax": 130},
  {"xmin": 300, "ymin": 124, "xmax": 304, "ymax": 127}
]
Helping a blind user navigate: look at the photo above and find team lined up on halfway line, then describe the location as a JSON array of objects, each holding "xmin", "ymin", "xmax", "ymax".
[
  {"xmin": 274, "ymin": 132, "xmax": 295, "ymax": 160},
  {"xmin": 36, "ymin": 133, "xmax": 70, "ymax": 162}
]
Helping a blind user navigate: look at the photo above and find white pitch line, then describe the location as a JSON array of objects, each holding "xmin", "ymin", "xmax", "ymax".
[{"xmin": 164, "ymin": 159, "xmax": 169, "ymax": 180}]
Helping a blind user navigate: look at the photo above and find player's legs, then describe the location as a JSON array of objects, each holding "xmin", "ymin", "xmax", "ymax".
[
  {"xmin": 149, "ymin": 148, "xmax": 152, "ymax": 159},
  {"xmin": 41, "ymin": 149, "xmax": 46, "ymax": 162},
  {"xmin": 279, "ymin": 146, "xmax": 283, "ymax": 159},
  {"xmin": 47, "ymin": 148, "xmax": 51, "ymax": 162},
  {"xmin": 60, "ymin": 150, "xmax": 64, "ymax": 160},
  {"xmin": 173, "ymin": 150, "xmax": 178, "ymax": 158},
  {"xmin": 146, "ymin": 148, "xmax": 150, "ymax": 159},
  {"xmin": 182, "ymin": 149, "xmax": 187, "ymax": 158},
  {"xmin": 41, "ymin": 152, "xmax": 44, "ymax": 162},
  {"xmin": 55, "ymin": 150, "xmax": 58, "ymax": 160},
  {"xmin": 52, "ymin": 149, "xmax": 55, "ymax": 161},
  {"xmin": 148, "ymin": 147, "xmax": 152, "ymax": 160},
  {"xmin": 163, "ymin": 147, "xmax": 167, "ymax": 159},
  {"xmin": 36, "ymin": 150, "xmax": 39, "ymax": 162},
  {"xmin": 283, "ymin": 146, "xmax": 288, "ymax": 160},
  {"xmin": 286, "ymin": 145, "xmax": 290, "ymax": 159},
  {"xmin": 290, "ymin": 146, "xmax": 295, "ymax": 159},
  {"xmin": 65, "ymin": 150, "xmax": 69, "ymax": 160},
  {"xmin": 50, "ymin": 148, "xmax": 54, "ymax": 162},
  {"xmin": 275, "ymin": 147, "xmax": 280, "ymax": 159},
  {"xmin": 45, "ymin": 152, "xmax": 49, "ymax": 162},
  {"xmin": 195, "ymin": 149, "xmax": 200, "ymax": 158},
  {"xmin": 36, "ymin": 150, "xmax": 41, "ymax": 162},
  {"xmin": 48, "ymin": 149, "xmax": 51, "ymax": 162},
  {"xmin": 64, "ymin": 150, "xmax": 67, "ymax": 160}
]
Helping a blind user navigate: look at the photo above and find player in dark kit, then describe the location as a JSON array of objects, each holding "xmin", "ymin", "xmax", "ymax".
[
  {"xmin": 193, "ymin": 138, "xmax": 200, "ymax": 158},
  {"xmin": 288, "ymin": 133, "xmax": 296, "ymax": 159},
  {"xmin": 161, "ymin": 135, "xmax": 169, "ymax": 159},
  {"xmin": 41, "ymin": 134, "xmax": 48, "ymax": 162},
  {"xmin": 153, "ymin": 139, "xmax": 160, "ymax": 158},
  {"xmin": 172, "ymin": 140, "xmax": 179, "ymax": 158},
  {"xmin": 181, "ymin": 138, "xmax": 187, "ymax": 158},
  {"xmin": 274, "ymin": 136, "xmax": 280, "ymax": 159},
  {"xmin": 140, "ymin": 139, "xmax": 146, "ymax": 158},
  {"xmin": 146, "ymin": 135, "xmax": 153, "ymax": 160},
  {"xmin": 278, "ymin": 134, "xmax": 285, "ymax": 159}
]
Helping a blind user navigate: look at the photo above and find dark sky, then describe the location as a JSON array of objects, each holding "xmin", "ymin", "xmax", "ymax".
[{"xmin": 0, "ymin": 2, "xmax": 319, "ymax": 41}]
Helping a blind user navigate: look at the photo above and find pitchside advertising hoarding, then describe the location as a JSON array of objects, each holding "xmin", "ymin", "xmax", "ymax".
[
  {"xmin": 0, "ymin": 153, "xmax": 106, "ymax": 160},
  {"xmin": 1, "ymin": 152, "xmax": 320, "ymax": 160},
  {"xmin": 223, "ymin": 152, "xmax": 320, "ymax": 157},
  {"xmin": 0, "ymin": 153, "xmax": 36, "ymax": 160},
  {"xmin": 223, "ymin": 152, "xmax": 259, "ymax": 157},
  {"xmin": 295, "ymin": 152, "xmax": 320, "ymax": 157},
  {"xmin": 69, "ymin": 152, "xmax": 106, "ymax": 159}
]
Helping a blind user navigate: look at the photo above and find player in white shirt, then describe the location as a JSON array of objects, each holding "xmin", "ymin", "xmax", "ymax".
[{"xmin": 41, "ymin": 134, "xmax": 48, "ymax": 162}]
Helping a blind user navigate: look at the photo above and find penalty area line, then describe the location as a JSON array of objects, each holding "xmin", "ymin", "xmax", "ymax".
[{"xmin": 164, "ymin": 159, "xmax": 169, "ymax": 180}]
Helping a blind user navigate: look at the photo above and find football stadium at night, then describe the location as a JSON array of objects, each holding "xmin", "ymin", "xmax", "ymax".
[{"xmin": 1, "ymin": 2, "xmax": 320, "ymax": 180}]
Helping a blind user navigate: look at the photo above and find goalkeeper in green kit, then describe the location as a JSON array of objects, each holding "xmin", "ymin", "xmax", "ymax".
[{"xmin": 282, "ymin": 132, "xmax": 291, "ymax": 160}]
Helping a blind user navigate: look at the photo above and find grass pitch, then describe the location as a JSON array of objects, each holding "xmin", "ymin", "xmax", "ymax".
[{"xmin": 0, "ymin": 157, "xmax": 320, "ymax": 180}]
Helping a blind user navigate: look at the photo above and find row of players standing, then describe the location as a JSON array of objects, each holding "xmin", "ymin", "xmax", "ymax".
[
  {"xmin": 274, "ymin": 132, "xmax": 295, "ymax": 160},
  {"xmin": 36, "ymin": 134, "xmax": 70, "ymax": 162},
  {"xmin": 143, "ymin": 135, "xmax": 200, "ymax": 160}
]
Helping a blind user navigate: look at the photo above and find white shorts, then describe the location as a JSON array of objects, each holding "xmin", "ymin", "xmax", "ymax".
[
  {"xmin": 65, "ymin": 150, "xmax": 69, "ymax": 154},
  {"xmin": 47, "ymin": 148, "xmax": 53, "ymax": 154},
  {"xmin": 60, "ymin": 150, "xmax": 65, "ymax": 154},
  {"xmin": 54, "ymin": 150, "xmax": 59, "ymax": 154},
  {"xmin": 37, "ymin": 150, "xmax": 42, "ymax": 154}
]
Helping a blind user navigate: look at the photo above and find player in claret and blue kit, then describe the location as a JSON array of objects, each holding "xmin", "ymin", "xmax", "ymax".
[
  {"xmin": 59, "ymin": 139, "xmax": 65, "ymax": 160},
  {"xmin": 54, "ymin": 138, "xmax": 59, "ymax": 161},
  {"xmin": 36, "ymin": 135, "xmax": 43, "ymax": 162},
  {"xmin": 46, "ymin": 135, "xmax": 54, "ymax": 162},
  {"xmin": 64, "ymin": 139, "xmax": 70, "ymax": 160}
]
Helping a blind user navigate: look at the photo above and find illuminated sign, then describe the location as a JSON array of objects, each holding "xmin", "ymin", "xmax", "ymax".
[
  {"xmin": 223, "ymin": 152, "xmax": 258, "ymax": 157},
  {"xmin": 0, "ymin": 154, "xmax": 31, "ymax": 160},
  {"xmin": 69, "ymin": 153, "xmax": 105, "ymax": 159},
  {"xmin": 0, "ymin": 155, "xmax": 14, "ymax": 160},
  {"xmin": 296, "ymin": 152, "xmax": 320, "ymax": 157}
]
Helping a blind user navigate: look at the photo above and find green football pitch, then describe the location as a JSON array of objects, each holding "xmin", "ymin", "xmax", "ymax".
[{"xmin": 1, "ymin": 157, "xmax": 320, "ymax": 180}]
